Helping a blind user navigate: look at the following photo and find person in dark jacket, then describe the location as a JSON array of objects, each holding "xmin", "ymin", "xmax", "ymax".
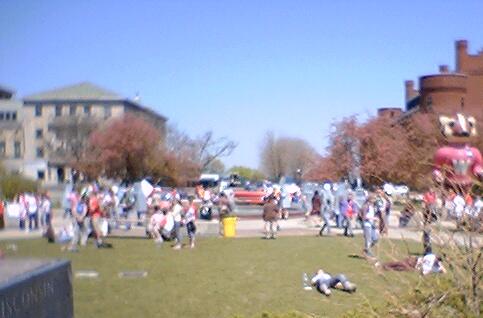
[
  {"xmin": 311, "ymin": 191, "xmax": 322, "ymax": 215},
  {"xmin": 305, "ymin": 190, "xmax": 322, "ymax": 226},
  {"xmin": 263, "ymin": 196, "xmax": 279, "ymax": 239}
]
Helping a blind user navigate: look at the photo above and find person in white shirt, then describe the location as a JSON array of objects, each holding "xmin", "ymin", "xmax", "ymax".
[
  {"xmin": 148, "ymin": 206, "xmax": 169, "ymax": 244},
  {"xmin": 171, "ymin": 199, "xmax": 184, "ymax": 247},
  {"xmin": 453, "ymin": 194, "xmax": 466, "ymax": 220},
  {"xmin": 310, "ymin": 269, "xmax": 357, "ymax": 296},
  {"xmin": 40, "ymin": 194, "xmax": 52, "ymax": 231},
  {"xmin": 474, "ymin": 197, "xmax": 482, "ymax": 216},
  {"xmin": 178, "ymin": 198, "xmax": 196, "ymax": 249},
  {"xmin": 25, "ymin": 193, "xmax": 39, "ymax": 231},
  {"xmin": 416, "ymin": 253, "xmax": 446, "ymax": 275}
]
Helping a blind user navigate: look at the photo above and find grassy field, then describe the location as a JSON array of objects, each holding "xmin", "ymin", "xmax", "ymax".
[{"xmin": 1, "ymin": 236, "xmax": 420, "ymax": 318}]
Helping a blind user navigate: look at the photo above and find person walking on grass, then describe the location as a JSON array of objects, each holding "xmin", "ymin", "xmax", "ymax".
[
  {"xmin": 174, "ymin": 198, "xmax": 197, "ymax": 249},
  {"xmin": 68, "ymin": 193, "xmax": 88, "ymax": 252},
  {"xmin": 375, "ymin": 188, "xmax": 388, "ymax": 235},
  {"xmin": 171, "ymin": 198, "xmax": 184, "ymax": 246},
  {"xmin": 263, "ymin": 196, "xmax": 279, "ymax": 239},
  {"xmin": 184, "ymin": 197, "xmax": 197, "ymax": 248},
  {"xmin": 360, "ymin": 194, "xmax": 379, "ymax": 257},
  {"xmin": 342, "ymin": 193, "xmax": 355, "ymax": 237},
  {"xmin": 319, "ymin": 198, "xmax": 332, "ymax": 236},
  {"xmin": 88, "ymin": 190, "xmax": 111, "ymax": 248}
]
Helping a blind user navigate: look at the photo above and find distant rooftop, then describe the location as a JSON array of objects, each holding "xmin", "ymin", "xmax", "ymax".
[
  {"xmin": 23, "ymin": 82, "xmax": 167, "ymax": 121},
  {"xmin": 24, "ymin": 82, "xmax": 123, "ymax": 101},
  {"xmin": 0, "ymin": 84, "xmax": 15, "ymax": 99}
]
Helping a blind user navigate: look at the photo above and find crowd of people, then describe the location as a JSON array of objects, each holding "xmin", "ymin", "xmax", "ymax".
[
  {"xmin": 56, "ymin": 181, "xmax": 237, "ymax": 251},
  {"xmin": 0, "ymin": 178, "xmax": 459, "ymax": 300},
  {"xmin": 423, "ymin": 187, "xmax": 482, "ymax": 229},
  {"xmin": 9, "ymin": 192, "xmax": 52, "ymax": 233},
  {"xmin": 301, "ymin": 185, "xmax": 392, "ymax": 257}
]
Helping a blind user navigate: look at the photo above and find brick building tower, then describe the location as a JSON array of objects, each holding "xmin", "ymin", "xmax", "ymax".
[{"xmin": 403, "ymin": 40, "xmax": 482, "ymax": 117}]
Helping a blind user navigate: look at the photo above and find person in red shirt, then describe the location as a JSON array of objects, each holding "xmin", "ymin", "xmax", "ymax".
[
  {"xmin": 464, "ymin": 193, "xmax": 473, "ymax": 206},
  {"xmin": 0, "ymin": 200, "xmax": 5, "ymax": 230},
  {"xmin": 423, "ymin": 188, "xmax": 437, "ymax": 206},
  {"xmin": 88, "ymin": 191, "xmax": 108, "ymax": 248},
  {"xmin": 423, "ymin": 188, "xmax": 437, "ymax": 219},
  {"xmin": 422, "ymin": 187, "xmax": 438, "ymax": 254}
]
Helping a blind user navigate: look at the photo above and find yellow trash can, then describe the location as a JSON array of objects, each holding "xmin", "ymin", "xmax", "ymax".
[{"xmin": 222, "ymin": 217, "xmax": 237, "ymax": 237}]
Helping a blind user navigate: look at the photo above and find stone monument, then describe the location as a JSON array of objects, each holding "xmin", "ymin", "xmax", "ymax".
[{"xmin": 0, "ymin": 258, "xmax": 73, "ymax": 318}]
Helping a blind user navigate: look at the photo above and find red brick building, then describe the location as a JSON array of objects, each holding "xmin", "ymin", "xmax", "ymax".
[{"xmin": 403, "ymin": 40, "xmax": 482, "ymax": 117}]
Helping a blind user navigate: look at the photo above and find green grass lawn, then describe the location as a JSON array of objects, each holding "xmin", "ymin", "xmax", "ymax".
[{"xmin": 1, "ymin": 236, "xmax": 420, "ymax": 318}]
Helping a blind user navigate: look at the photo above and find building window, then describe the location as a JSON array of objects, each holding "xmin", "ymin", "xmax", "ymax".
[
  {"xmin": 36, "ymin": 147, "xmax": 44, "ymax": 158},
  {"xmin": 461, "ymin": 97, "xmax": 465, "ymax": 110},
  {"xmin": 0, "ymin": 142, "xmax": 5, "ymax": 157},
  {"xmin": 69, "ymin": 105, "xmax": 76, "ymax": 116},
  {"xmin": 35, "ymin": 104, "xmax": 42, "ymax": 117},
  {"xmin": 83, "ymin": 105, "xmax": 91, "ymax": 116},
  {"xmin": 12, "ymin": 112, "xmax": 17, "ymax": 121},
  {"xmin": 14, "ymin": 142, "xmax": 21, "ymax": 158},
  {"xmin": 5, "ymin": 112, "xmax": 10, "ymax": 120},
  {"xmin": 37, "ymin": 170, "xmax": 45, "ymax": 180},
  {"xmin": 55, "ymin": 105, "xmax": 62, "ymax": 117},
  {"xmin": 426, "ymin": 96, "xmax": 432, "ymax": 107},
  {"xmin": 104, "ymin": 106, "xmax": 111, "ymax": 118},
  {"xmin": 0, "ymin": 112, "xmax": 4, "ymax": 120},
  {"xmin": 36, "ymin": 129, "xmax": 43, "ymax": 139}
]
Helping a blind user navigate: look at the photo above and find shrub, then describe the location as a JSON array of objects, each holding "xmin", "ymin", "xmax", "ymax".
[{"xmin": 0, "ymin": 173, "xmax": 39, "ymax": 200}]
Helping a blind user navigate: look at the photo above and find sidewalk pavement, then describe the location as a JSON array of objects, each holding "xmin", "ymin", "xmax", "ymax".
[{"xmin": 1, "ymin": 210, "xmax": 481, "ymax": 248}]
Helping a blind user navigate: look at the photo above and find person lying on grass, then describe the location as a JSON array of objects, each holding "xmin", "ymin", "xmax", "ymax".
[
  {"xmin": 310, "ymin": 269, "xmax": 357, "ymax": 296},
  {"xmin": 376, "ymin": 252, "xmax": 446, "ymax": 275}
]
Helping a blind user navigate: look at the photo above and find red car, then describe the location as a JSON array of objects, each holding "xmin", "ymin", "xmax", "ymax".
[{"xmin": 234, "ymin": 189, "xmax": 266, "ymax": 205}]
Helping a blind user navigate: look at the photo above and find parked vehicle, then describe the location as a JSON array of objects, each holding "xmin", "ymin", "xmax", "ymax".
[
  {"xmin": 199, "ymin": 174, "xmax": 220, "ymax": 189},
  {"xmin": 234, "ymin": 189, "xmax": 266, "ymax": 205},
  {"xmin": 383, "ymin": 183, "xmax": 409, "ymax": 197}
]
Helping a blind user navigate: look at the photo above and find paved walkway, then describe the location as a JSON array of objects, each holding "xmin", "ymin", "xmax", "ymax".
[{"xmin": 1, "ymin": 209, "xmax": 481, "ymax": 248}]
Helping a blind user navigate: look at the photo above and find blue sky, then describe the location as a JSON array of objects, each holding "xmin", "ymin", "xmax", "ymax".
[{"xmin": 1, "ymin": 1, "xmax": 482, "ymax": 168}]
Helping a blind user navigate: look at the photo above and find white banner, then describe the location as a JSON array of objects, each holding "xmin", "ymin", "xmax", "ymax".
[
  {"xmin": 141, "ymin": 179, "xmax": 154, "ymax": 198},
  {"xmin": 6, "ymin": 203, "xmax": 21, "ymax": 218}
]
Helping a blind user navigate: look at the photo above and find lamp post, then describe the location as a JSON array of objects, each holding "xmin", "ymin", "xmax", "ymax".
[
  {"xmin": 342, "ymin": 134, "xmax": 366, "ymax": 209},
  {"xmin": 342, "ymin": 135, "xmax": 362, "ymax": 189}
]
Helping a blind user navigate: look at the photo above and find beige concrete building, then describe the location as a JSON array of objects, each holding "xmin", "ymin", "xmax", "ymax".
[
  {"xmin": 0, "ymin": 82, "xmax": 167, "ymax": 185},
  {"xmin": 0, "ymin": 86, "xmax": 24, "ymax": 174}
]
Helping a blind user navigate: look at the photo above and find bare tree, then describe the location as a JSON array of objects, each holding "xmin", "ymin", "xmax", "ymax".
[
  {"xmin": 260, "ymin": 132, "xmax": 318, "ymax": 181},
  {"xmin": 195, "ymin": 131, "xmax": 237, "ymax": 171},
  {"xmin": 260, "ymin": 132, "xmax": 283, "ymax": 180},
  {"xmin": 164, "ymin": 125, "xmax": 236, "ymax": 183},
  {"xmin": 46, "ymin": 116, "xmax": 98, "ymax": 164}
]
